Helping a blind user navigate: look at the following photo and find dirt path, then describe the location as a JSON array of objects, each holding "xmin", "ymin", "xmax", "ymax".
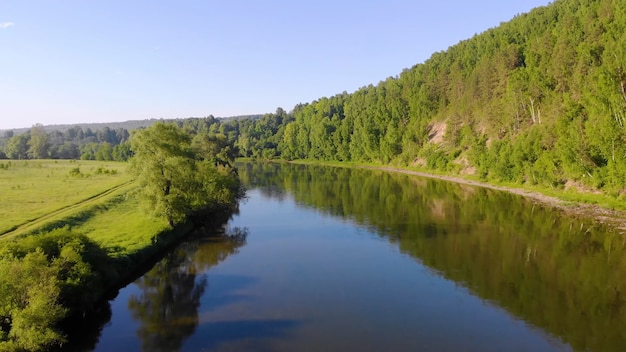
[
  {"xmin": 0, "ymin": 180, "xmax": 135, "ymax": 240},
  {"xmin": 362, "ymin": 165, "xmax": 626, "ymax": 234}
]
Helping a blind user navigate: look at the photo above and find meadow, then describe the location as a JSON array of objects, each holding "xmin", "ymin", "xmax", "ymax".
[
  {"xmin": 0, "ymin": 160, "xmax": 131, "ymax": 235},
  {"xmin": 0, "ymin": 159, "xmax": 176, "ymax": 254}
]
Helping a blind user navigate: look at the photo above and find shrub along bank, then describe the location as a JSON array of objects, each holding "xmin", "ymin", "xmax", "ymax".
[{"xmin": 0, "ymin": 219, "xmax": 202, "ymax": 351}]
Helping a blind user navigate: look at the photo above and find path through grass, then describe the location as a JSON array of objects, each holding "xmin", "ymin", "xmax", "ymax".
[{"xmin": 0, "ymin": 160, "xmax": 133, "ymax": 236}]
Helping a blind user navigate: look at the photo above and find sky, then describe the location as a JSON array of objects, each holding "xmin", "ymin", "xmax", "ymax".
[{"xmin": 0, "ymin": 0, "xmax": 552, "ymax": 130}]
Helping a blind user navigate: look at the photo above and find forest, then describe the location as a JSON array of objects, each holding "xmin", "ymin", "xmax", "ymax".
[
  {"xmin": 2, "ymin": 0, "xmax": 626, "ymax": 199},
  {"xmin": 231, "ymin": 0, "xmax": 626, "ymax": 198}
]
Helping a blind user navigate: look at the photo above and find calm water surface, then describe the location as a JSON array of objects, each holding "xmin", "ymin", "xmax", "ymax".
[{"xmin": 83, "ymin": 163, "xmax": 626, "ymax": 351}]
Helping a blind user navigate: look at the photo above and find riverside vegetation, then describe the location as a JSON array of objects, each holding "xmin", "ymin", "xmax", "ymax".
[{"xmin": 0, "ymin": 123, "xmax": 242, "ymax": 351}]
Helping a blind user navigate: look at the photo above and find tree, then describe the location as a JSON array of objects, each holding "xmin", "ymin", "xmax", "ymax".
[
  {"xmin": 5, "ymin": 134, "xmax": 29, "ymax": 159},
  {"xmin": 130, "ymin": 123, "xmax": 241, "ymax": 227},
  {"xmin": 112, "ymin": 142, "xmax": 133, "ymax": 161},
  {"xmin": 95, "ymin": 142, "xmax": 113, "ymax": 161},
  {"xmin": 27, "ymin": 124, "xmax": 50, "ymax": 159},
  {"xmin": 80, "ymin": 142, "xmax": 99, "ymax": 160},
  {"xmin": 57, "ymin": 142, "xmax": 80, "ymax": 159}
]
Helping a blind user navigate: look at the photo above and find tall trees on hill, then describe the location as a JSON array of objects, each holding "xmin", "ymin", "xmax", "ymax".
[{"xmin": 228, "ymin": 0, "xmax": 626, "ymax": 197}]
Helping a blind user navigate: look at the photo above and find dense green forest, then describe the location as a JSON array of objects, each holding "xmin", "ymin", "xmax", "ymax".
[
  {"xmin": 232, "ymin": 0, "xmax": 626, "ymax": 198},
  {"xmin": 3, "ymin": 0, "xmax": 626, "ymax": 199}
]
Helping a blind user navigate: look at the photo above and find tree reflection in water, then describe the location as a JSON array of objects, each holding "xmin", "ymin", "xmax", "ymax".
[
  {"xmin": 128, "ymin": 225, "xmax": 247, "ymax": 352},
  {"xmin": 237, "ymin": 161, "xmax": 626, "ymax": 351}
]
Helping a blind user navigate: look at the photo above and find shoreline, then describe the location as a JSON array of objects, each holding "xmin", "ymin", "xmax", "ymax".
[
  {"xmin": 361, "ymin": 165, "xmax": 626, "ymax": 234},
  {"xmin": 276, "ymin": 160, "xmax": 626, "ymax": 234}
]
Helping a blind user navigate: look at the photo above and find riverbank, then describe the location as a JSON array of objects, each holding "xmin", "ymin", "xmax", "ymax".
[
  {"xmin": 366, "ymin": 166, "xmax": 626, "ymax": 234},
  {"xmin": 0, "ymin": 196, "xmax": 237, "ymax": 352},
  {"xmin": 279, "ymin": 160, "xmax": 626, "ymax": 234},
  {"xmin": 0, "ymin": 160, "xmax": 240, "ymax": 351}
]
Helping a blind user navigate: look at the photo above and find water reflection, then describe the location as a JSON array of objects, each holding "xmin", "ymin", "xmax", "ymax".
[
  {"xmin": 128, "ymin": 225, "xmax": 247, "ymax": 352},
  {"xmin": 190, "ymin": 320, "xmax": 301, "ymax": 352},
  {"xmin": 54, "ymin": 303, "xmax": 112, "ymax": 352},
  {"xmin": 238, "ymin": 162, "xmax": 626, "ymax": 352}
]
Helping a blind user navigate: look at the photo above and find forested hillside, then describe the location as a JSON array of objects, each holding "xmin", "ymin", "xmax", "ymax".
[{"xmin": 231, "ymin": 0, "xmax": 626, "ymax": 197}]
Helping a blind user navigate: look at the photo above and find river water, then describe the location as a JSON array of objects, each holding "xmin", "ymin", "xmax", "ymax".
[{"xmin": 83, "ymin": 162, "xmax": 626, "ymax": 351}]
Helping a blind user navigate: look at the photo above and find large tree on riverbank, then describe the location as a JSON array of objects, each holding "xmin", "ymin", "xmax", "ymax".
[{"xmin": 130, "ymin": 123, "xmax": 242, "ymax": 227}]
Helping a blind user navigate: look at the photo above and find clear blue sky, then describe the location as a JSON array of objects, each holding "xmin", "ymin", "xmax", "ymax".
[{"xmin": 0, "ymin": 0, "xmax": 552, "ymax": 130}]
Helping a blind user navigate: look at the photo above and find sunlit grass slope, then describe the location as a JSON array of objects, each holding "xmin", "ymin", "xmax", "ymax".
[{"xmin": 73, "ymin": 194, "xmax": 170, "ymax": 257}]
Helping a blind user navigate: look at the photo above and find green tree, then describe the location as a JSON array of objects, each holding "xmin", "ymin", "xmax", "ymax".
[
  {"xmin": 80, "ymin": 142, "xmax": 99, "ymax": 160},
  {"xmin": 112, "ymin": 142, "xmax": 133, "ymax": 161},
  {"xmin": 27, "ymin": 124, "xmax": 49, "ymax": 159},
  {"xmin": 56, "ymin": 142, "xmax": 80, "ymax": 159},
  {"xmin": 95, "ymin": 142, "xmax": 113, "ymax": 161},
  {"xmin": 130, "ymin": 123, "xmax": 241, "ymax": 227},
  {"xmin": 5, "ymin": 134, "xmax": 29, "ymax": 160}
]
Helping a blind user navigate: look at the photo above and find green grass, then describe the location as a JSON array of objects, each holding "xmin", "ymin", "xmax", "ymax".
[
  {"xmin": 72, "ymin": 194, "xmax": 170, "ymax": 258},
  {"xmin": 0, "ymin": 158, "xmax": 178, "ymax": 259},
  {"xmin": 0, "ymin": 160, "xmax": 132, "ymax": 236}
]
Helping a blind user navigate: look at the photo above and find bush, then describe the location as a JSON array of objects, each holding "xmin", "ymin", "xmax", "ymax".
[
  {"xmin": 0, "ymin": 251, "xmax": 67, "ymax": 351},
  {"xmin": 0, "ymin": 228, "xmax": 116, "ymax": 351},
  {"xmin": 68, "ymin": 167, "xmax": 81, "ymax": 177},
  {"xmin": 94, "ymin": 167, "xmax": 118, "ymax": 175}
]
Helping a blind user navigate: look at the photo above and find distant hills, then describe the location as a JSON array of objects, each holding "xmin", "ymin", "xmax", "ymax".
[
  {"xmin": 0, "ymin": 114, "xmax": 262, "ymax": 135},
  {"xmin": 0, "ymin": 114, "xmax": 262, "ymax": 160}
]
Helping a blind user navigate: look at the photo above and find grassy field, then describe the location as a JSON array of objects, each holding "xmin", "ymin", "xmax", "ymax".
[
  {"xmin": 0, "ymin": 158, "xmax": 173, "ymax": 258},
  {"xmin": 72, "ymin": 194, "xmax": 170, "ymax": 258},
  {"xmin": 0, "ymin": 160, "xmax": 135, "ymax": 235}
]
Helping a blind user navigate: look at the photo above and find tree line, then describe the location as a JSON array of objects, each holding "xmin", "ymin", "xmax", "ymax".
[
  {"xmin": 0, "ymin": 125, "xmax": 132, "ymax": 161},
  {"xmin": 0, "ymin": 116, "xmax": 249, "ymax": 162}
]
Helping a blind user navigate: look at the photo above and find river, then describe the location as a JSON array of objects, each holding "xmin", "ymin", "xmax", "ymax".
[{"xmin": 76, "ymin": 162, "xmax": 626, "ymax": 351}]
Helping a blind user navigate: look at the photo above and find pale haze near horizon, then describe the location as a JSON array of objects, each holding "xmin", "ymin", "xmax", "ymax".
[{"xmin": 0, "ymin": 0, "xmax": 552, "ymax": 130}]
